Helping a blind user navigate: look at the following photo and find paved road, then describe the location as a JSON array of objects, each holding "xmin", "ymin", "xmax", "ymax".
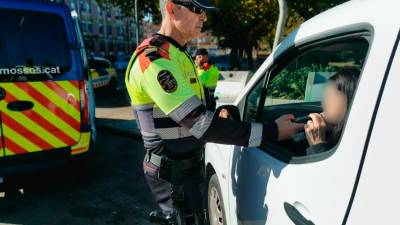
[{"xmin": 0, "ymin": 92, "xmax": 156, "ymax": 225}]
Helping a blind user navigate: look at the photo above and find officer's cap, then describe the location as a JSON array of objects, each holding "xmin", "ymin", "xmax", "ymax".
[{"xmin": 190, "ymin": 0, "xmax": 217, "ymax": 11}]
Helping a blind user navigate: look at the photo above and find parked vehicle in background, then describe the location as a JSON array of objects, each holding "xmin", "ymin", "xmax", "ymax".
[
  {"xmin": 89, "ymin": 57, "xmax": 118, "ymax": 92},
  {"xmin": 205, "ymin": 0, "xmax": 400, "ymax": 224},
  {"xmin": 114, "ymin": 54, "xmax": 130, "ymax": 72},
  {"xmin": 0, "ymin": 0, "xmax": 95, "ymax": 175},
  {"xmin": 210, "ymin": 55, "xmax": 232, "ymax": 71},
  {"xmin": 114, "ymin": 54, "xmax": 131, "ymax": 91}
]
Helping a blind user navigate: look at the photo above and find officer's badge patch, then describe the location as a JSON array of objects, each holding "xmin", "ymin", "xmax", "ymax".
[{"xmin": 157, "ymin": 70, "xmax": 178, "ymax": 93}]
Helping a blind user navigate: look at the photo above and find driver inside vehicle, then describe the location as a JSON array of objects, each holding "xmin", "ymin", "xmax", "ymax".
[{"xmin": 303, "ymin": 68, "xmax": 360, "ymax": 155}]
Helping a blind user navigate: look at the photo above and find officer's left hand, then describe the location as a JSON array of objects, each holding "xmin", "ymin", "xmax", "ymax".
[{"xmin": 304, "ymin": 113, "xmax": 327, "ymax": 145}]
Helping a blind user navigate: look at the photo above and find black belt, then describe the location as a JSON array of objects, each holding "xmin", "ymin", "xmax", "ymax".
[{"xmin": 149, "ymin": 152, "xmax": 202, "ymax": 171}]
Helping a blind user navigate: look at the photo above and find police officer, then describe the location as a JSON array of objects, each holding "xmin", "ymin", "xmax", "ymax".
[
  {"xmin": 125, "ymin": 0, "xmax": 303, "ymax": 224},
  {"xmin": 194, "ymin": 48, "xmax": 220, "ymax": 111}
]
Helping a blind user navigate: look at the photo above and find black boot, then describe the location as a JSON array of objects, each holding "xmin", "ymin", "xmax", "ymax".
[
  {"xmin": 184, "ymin": 212, "xmax": 207, "ymax": 225},
  {"xmin": 149, "ymin": 210, "xmax": 176, "ymax": 225}
]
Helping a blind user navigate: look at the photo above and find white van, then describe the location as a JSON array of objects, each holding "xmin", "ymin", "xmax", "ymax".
[{"xmin": 205, "ymin": 0, "xmax": 400, "ymax": 224}]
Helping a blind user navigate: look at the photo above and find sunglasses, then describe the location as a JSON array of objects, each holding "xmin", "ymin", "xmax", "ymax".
[{"xmin": 172, "ymin": 1, "xmax": 205, "ymax": 14}]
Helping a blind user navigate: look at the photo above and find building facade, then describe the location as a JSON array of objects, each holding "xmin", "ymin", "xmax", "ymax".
[{"xmin": 52, "ymin": 0, "xmax": 138, "ymax": 57}]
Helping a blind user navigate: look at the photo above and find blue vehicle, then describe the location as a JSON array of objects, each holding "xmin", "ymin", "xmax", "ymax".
[{"xmin": 0, "ymin": 0, "xmax": 96, "ymax": 175}]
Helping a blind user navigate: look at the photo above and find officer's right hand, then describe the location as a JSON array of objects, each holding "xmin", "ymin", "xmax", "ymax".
[{"xmin": 275, "ymin": 114, "xmax": 304, "ymax": 141}]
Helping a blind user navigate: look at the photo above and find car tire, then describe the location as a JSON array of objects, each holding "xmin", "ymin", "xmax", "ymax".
[{"xmin": 208, "ymin": 174, "xmax": 227, "ymax": 225}]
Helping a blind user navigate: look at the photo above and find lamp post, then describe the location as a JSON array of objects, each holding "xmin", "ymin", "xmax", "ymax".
[
  {"xmin": 273, "ymin": 0, "xmax": 288, "ymax": 50},
  {"xmin": 134, "ymin": 0, "xmax": 139, "ymax": 47}
]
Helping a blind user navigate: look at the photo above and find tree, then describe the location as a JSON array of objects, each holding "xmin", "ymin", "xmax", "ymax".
[
  {"xmin": 206, "ymin": 0, "xmax": 293, "ymax": 70},
  {"xmin": 97, "ymin": 0, "xmax": 348, "ymax": 70},
  {"xmin": 287, "ymin": 0, "xmax": 348, "ymax": 20},
  {"xmin": 95, "ymin": 0, "xmax": 160, "ymax": 22},
  {"xmin": 206, "ymin": 0, "xmax": 348, "ymax": 70}
]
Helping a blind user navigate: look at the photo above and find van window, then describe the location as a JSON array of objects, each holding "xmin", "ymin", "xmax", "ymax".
[
  {"xmin": 0, "ymin": 9, "xmax": 72, "ymax": 82},
  {"xmin": 265, "ymin": 40, "xmax": 367, "ymax": 106},
  {"xmin": 244, "ymin": 37, "xmax": 369, "ymax": 161}
]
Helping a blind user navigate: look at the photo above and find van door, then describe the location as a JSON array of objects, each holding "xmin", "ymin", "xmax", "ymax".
[
  {"xmin": 72, "ymin": 12, "xmax": 97, "ymax": 142},
  {"xmin": 0, "ymin": 8, "xmax": 81, "ymax": 156},
  {"xmin": 229, "ymin": 31, "xmax": 388, "ymax": 225},
  {"xmin": 345, "ymin": 30, "xmax": 400, "ymax": 225}
]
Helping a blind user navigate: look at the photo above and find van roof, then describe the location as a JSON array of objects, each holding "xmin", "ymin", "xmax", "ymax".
[
  {"xmin": 0, "ymin": 0, "xmax": 83, "ymax": 81},
  {"xmin": 0, "ymin": 0, "xmax": 68, "ymax": 14},
  {"xmin": 0, "ymin": 0, "xmax": 76, "ymax": 44}
]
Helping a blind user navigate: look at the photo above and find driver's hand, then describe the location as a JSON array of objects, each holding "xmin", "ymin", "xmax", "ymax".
[
  {"xmin": 275, "ymin": 114, "xmax": 304, "ymax": 141},
  {"xmin": 305, "ymin": 113, "xmax": 327, "ymax": 145}
]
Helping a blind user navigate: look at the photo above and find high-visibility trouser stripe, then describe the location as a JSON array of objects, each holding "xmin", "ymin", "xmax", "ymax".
[
  {"xmin": 9, "ymin": 83, "xmax": 81, "ymax": 132},
  {"xmin": 3, "ymin": 92, "xmax": 78, "ymax": 146},
  {"xmin": 43, "ymin": 81, "xmax": 80, "ymax": 111},
  {"xmin": 23, "ymin": 82, "xmax": 80, "ymax": 121},
  {"xmin": 4, "ymin": 89, "xmax": 80, "ymax": 141},
  {"xmin": 2, "ymin": 113, "xmax": 55, "ymax": 150},
  {"xmin": 3, "ymin": 124, "xmax": 39, "ymax": 154}
]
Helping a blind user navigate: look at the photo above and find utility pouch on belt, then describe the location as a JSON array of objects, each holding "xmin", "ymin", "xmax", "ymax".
[
  {"xmin": 158, "ymin": 155, "xmax": 171, "ymax": 181},
  {"xmin": 150, "ymin": 152, "xmax": 203, "ymax": 184}
]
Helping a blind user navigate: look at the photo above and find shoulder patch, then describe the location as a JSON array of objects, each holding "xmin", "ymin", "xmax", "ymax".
[{"xmin": 157, "ymin": 70, "xmax": 178, "ymax": 93}]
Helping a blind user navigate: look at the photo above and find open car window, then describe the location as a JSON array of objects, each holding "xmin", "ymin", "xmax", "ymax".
[{"xmin": 244, "ymin": 36, "xmax": 370, "ymax": 163}]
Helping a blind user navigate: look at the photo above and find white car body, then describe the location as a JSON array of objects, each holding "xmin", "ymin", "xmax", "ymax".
[
  {"xmin": 215, "ymin": 71, "xmax": 253, "ymax": 105},
  {"xmin": 205, "ymin": 0, "xmax": 400, "ymax": 224}
]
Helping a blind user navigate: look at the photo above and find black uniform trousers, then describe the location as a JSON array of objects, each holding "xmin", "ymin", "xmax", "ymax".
[{"xmin": 143, "ymin": 148, "xmax": 205, "ymax": 216}]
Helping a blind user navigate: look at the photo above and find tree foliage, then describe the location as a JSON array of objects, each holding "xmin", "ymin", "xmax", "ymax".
[
  {"xmin": 287, "ymin": 0, "xmax": 348, "ymax": 20},
  {"xmin": 95, "ymin": 0, "xmax": 160, "ymax": 22},
  {"xmin": 97, "ymin": 0, "xmax": 348, "ymax": 69},
  {"xmin": 205, "ymin": 0, "xmax": 348, "ymax": 69}
]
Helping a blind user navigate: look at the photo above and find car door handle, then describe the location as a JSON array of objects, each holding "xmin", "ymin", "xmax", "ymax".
[
  {"xmin": 7, "ymin": 101, "xmax": 34, "ymax": 112},
  {"xmin": 284, "ymin": 202, "xmax": 315, "ymax": 225}
]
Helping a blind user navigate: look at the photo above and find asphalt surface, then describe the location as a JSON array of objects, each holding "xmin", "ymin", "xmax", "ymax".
[{"xmin": 0, "ymin": 91, "xmax": 156, "ymax": 225}]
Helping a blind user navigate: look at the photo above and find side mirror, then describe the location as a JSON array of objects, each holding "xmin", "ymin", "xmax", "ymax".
[{"xmin": 215, "ymin": 105, "xmax": 241, "ymax": 121}]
